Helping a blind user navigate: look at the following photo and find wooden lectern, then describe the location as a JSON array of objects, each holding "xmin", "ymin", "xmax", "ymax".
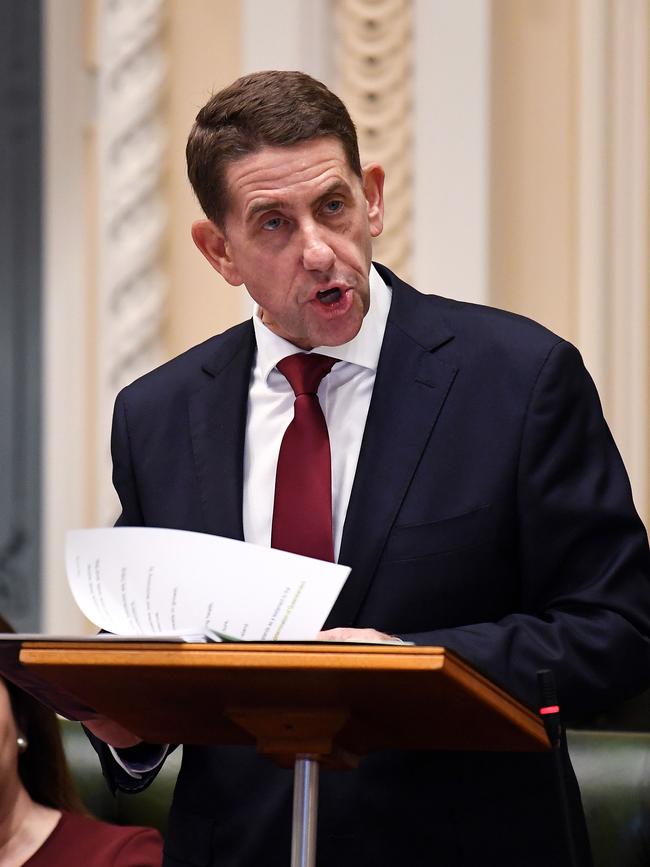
[{"xmin": 20, "ymin": 642, "xmax": 549, "ymax": 867}]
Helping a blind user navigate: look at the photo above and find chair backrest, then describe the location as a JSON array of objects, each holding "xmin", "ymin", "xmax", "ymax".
[
  {"xmin": 59, "ymin": 719, "xmax": 650, "ymax": 863},
  {"xmin": 567, "ymin": 729, "xmax": 650, "ymax": 867}
]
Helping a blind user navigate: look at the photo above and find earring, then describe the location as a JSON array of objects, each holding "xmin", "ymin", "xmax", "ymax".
[{"xmin": 16, "ymin": 734, "xmax": 28, "ymax": 753}]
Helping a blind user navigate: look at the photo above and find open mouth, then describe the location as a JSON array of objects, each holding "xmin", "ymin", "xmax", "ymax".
[{"xmin": 316, "ymin": 286, "xmax": 343, "ymax": 305}]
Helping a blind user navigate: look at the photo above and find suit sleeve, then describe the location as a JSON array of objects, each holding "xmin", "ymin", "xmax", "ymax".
[
  {"xmin": 399, "ymin": 340, "xmax": 650, "ymax": 721},
  {"xmin": 84, "ymin": 726, "xmax": 172, "ymax": 794},
  {"xmin": 111, "ymin": 390, "xmax": 145, "ymax": 527}
]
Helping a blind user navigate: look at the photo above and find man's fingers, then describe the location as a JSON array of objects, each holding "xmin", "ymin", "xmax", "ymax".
[
  {"xmin": 83, "ymin": 717, "xmax": 143, "ymax": 748},
  {"xmin": 317, "ymin": 627, "xmax": 403, "ymax": 644}
]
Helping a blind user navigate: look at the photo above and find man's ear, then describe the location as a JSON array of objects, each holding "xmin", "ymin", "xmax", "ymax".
[
  {"xmin": 191, "ymin": 219, "xmax": 243, "ymax": 286},
  {"xmin": 361, "ymin": 163, "xmax": 385, "ymax": 238}
]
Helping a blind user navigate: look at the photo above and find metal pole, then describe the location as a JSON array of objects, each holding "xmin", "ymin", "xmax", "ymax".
[{"xmin": 291, "ymin": 756, "xmax": 320, "ymax": 867}]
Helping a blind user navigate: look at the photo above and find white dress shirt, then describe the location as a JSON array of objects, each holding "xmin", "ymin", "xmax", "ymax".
[{"xmin": 243, "ymin": 265, "xmax": 391, "ymax": 562}]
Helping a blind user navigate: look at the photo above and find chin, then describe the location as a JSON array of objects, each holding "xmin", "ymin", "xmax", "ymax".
[{"xmin": 317, "ymin": 321, "xmax": 363, "ymax": 348}]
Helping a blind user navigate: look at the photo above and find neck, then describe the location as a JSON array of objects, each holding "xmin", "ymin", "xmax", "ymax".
[
  {"xmin": 0, "ymin": 774, "xmax": 30, "ymax": 847},
  {"xmin": 0, "ymin": 781, "xmax": 60, "ymax": 867}
]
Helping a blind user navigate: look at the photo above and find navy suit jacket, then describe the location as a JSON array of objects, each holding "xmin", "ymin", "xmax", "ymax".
[{"xmin": 97, "ymin": 265, "xmax": 650, "ymax": 866}]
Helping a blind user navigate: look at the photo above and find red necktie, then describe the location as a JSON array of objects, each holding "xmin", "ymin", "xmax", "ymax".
[{"xmin": 271, "ymin": 353, "xmax": 337, "ymax": 561}]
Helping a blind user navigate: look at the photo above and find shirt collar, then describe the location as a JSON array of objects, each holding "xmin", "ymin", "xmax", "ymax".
[{"xmin": 252, "ymin": 264, "xmax": 391, "ymax": 382}]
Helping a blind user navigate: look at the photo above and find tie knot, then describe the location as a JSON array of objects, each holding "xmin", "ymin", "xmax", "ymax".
[{"xmin": 277, "ymin": 353, "xmax": 336, "ymax": 396}]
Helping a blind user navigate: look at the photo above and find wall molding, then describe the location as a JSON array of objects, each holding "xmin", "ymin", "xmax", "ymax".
[
  {"xmin": 242, "ymin": 0, "xmax": 333, "ymax": 82},
  {"xmin": 96, "ymin": 0, "xmax": 169, "ymax": 525},
  {"xmin": 335, "ymin": 0, "xmax": 414, "ymax": 279},
  {"xmin": 413, "ymin": 0, "xmax": 490, "ymax": 301},
  {"xmin": 577, "ymin": 0, "xmax": 649, "ymax": 522},
  {"xmin": 43, "ymin": 0, "xmax": 90, "ymax": 631}
]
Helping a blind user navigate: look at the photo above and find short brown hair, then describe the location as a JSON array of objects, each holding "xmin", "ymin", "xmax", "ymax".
[{"xmin": 186, "ymin": 70, "xmax": 362, "ymax": 226}]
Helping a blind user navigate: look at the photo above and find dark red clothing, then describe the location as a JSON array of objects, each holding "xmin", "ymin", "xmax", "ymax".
[{"xmin": 24, "ymin": 811, "xmax": 162, "ymax": 866}]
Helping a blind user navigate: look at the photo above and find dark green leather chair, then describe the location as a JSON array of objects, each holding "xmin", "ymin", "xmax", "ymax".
[
  {"xmin": 59, "ymin": 721, "xmax": 650, "ymax": 865},
  {"xmin": 59, "ymin": 720, "xmax": 181, "ymax": 834},
  {"xmin": 567, "ymin": 729, "xmax": 650, "ymax": 867}
]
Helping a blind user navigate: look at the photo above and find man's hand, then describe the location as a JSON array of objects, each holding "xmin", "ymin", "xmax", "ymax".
[
  {"xmin": 317, "ymin": 627, "xmax": 403, "ymax": 644},
  {"xmin": 83, "ymin": 716, "xmax": 143, "ymax": 749}
]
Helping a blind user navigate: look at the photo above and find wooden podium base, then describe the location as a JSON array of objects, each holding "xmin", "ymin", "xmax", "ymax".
[{"xmin": 20, "ymin": 641, "xmax": 549, "ymax": 866}]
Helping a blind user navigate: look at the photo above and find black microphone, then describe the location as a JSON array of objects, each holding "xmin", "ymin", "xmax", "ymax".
[
  {"xmin": 537, "ymin": 669, "xmax": 580, "ymax": 867},
  {"xmin": 538, "ymin": 668, "xmax": 562, "ymax": 745}
]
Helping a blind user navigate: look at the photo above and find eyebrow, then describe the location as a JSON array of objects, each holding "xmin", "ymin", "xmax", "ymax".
[
  {"xmin": 245, "ymin": 180, "xmax": 352, "ymax": 223},
  {"xmin": 246, "ymin": 198, "xmax": 287, "ymax": 222}
]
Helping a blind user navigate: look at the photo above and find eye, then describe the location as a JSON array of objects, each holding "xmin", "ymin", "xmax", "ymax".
[
  {"xmin": 323, "ymin": 199, "xmax": 344, "ymax": 215},
  {"xmin": 262, "ymin": 216, "xmax": 284, "ymax": 231}
]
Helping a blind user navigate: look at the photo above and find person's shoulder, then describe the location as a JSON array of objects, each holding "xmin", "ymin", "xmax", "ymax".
[
  {"xmin": 32, "ymin": 811, "xmax": 163, "ymax": 867},
  {"xmin": 117, "ymin": 318, "xmax": 254, "ymax": 405},
  {"xmin": 431, "ymin": 292, "xmax": 562, "ymax": 352},
  {"xmin": 381, "ymin": 264, "xmax": 566, "ymax": 362}
]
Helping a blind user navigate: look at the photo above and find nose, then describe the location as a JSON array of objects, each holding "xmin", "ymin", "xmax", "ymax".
[{"xmin": 300, "ymin": 225, "xmax": 336, "ymax": 272}]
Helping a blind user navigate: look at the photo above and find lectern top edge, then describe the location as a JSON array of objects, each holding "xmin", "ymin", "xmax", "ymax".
[{"xmin": 20, "ymin": 639, "xmax": 447, "ymax": 654}]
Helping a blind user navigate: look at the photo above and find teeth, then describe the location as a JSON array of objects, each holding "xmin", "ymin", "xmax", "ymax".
[{"xmin": 317, "ymin": 287, "xmax": 342, "ymax": 305}]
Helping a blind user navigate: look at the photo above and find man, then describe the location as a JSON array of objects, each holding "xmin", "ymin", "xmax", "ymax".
[{"xmin": 87, "ymin": 71, "xmax": 650, "ymax": 866}]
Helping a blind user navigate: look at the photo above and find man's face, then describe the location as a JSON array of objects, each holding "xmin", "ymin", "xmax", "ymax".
[{"xmin": 192, "ymin": 138, "xmax": 384, "ymax": 350}]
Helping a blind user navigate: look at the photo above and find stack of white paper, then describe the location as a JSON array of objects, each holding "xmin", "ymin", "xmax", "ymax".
[{"xmin": 65, "ymin": 527, "xmax": 350, "ymax": 642}]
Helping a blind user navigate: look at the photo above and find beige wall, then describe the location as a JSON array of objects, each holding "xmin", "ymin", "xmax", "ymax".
[
  {"xmin": 41, "ymin": 1, "xmax": 648, "ymax": 631},
  {"xmin": 165, "ymin": 0, "xmax": 247, "ymax": 359},
  {"xmin": 490, "ymin": 0, "xmax": 578, "ymax": 341}
]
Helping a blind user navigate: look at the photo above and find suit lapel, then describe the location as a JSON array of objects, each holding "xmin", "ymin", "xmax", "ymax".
[
  {"xmin": 325, "ymin": 275, "xmax": 457, "ymax": 628},
  {"xmin": 187, "ymin": 322, "xmax": 255, "ymax": 541}
]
